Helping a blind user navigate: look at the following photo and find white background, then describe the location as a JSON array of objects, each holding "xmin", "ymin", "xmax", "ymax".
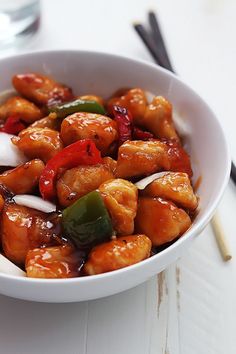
[{"xmin": 1, "ymin": 0, "xmax": 236, "ymax": 353}]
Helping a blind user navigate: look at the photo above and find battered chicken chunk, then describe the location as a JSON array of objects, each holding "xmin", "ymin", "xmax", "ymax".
[
  {"xmin": 116, "ymin": 140, "xmax": 193, "ymax": 179},
  {"xmin": 142, "ymin": 172, "xmax": 198, "ymax": 210},
  {"xmin": 115, "ymin": 140, "xmax": 170, "ymax": 178},
  {"xmin": 0, "ymin": 159, "xmax": 45, "ymax": 194},
  {"xmin": 1, "ymin": 204, "xmax": 58, "ymax": 265},
  {"xmin": 26, "ymin": 245, "xmax": 83, "ymax": 279},
  {"xmin": 57, "ymin": 163, "xmax": 115, "ymax": 207},
  {"xmin": 135, "ymin": 197, "xmax": 191, "ymax": 246},
  {"xmin": 84, "ymin": 234, "xmax": 151, "ymax": 275},
  {"xmin": 0, "ymin": 96, "xmax": 43, "ymax": 123},
  {"xmin": 12, "ymin": 127, "xmax": 63, "ymax": 163},
  {"xmin": 107, "ymin": 88, "xmax": 147, "ymax": 124},
  {"xmin": 102, "ymin": 157, "xmax": 117, "ymax": 175},
  {"xmin": 99, "ymin": 179, "xmax": 138, "ymax": 235},
  {"xmin": 12, "ymin": 73, "xmax": 73, "ymax": 106},
  {"xmin": 29, "ymin": 113, "xmax": 60, "ymax": 130},
  {"xmin": 60, "ymin": 112, "xmax": 118, "ymax": 155},
  {"xmin": 142, "ymin": 96, "xmax": 179, "ymax": 140}
]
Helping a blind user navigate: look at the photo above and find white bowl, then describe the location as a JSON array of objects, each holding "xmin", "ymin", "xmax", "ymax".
[{"xmin": 0, "ymin": 50, "xmax": 230, "ymax": 302}]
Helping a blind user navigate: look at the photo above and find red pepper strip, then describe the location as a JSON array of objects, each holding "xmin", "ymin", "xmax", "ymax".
[
  {"xmin": 39, "ymin": 139, "xmax": 102, "ymax": 201},
  {"xmin": 112, "ymin": 105, "xmax": 133, "ymax": 146},
  {"xmin": 133, "ymin": 126, "xmax": 154, "ymax": 140},
  {"xmin": 0, "ymin": 115, "xmax": 26, "ymax": 135}
]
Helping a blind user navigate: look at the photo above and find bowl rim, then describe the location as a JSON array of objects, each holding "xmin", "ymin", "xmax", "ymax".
[{"xmin": 0, "ymin": 49, "xmax": 231, "ymax": 285}]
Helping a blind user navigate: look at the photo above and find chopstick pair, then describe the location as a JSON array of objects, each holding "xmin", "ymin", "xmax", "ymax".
[{"xmin": 133, "ymin": 12, "xmax": 232, "ymax": 262}]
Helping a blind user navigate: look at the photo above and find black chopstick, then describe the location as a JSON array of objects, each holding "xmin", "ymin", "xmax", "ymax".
[
  {"xmin": 148, "ymin": 11, "xmax": 174, "ymax": 72},
  {"xmin": 231, "ymin": 161, "xmax": 236, "ymax": 185},
  {"xmin": 133, "ymin": 12, "xmax": 236, "ymax": 187},
  {"xmin": 133, "ymin": 23, "xmax": 166, "ymax": 68}
]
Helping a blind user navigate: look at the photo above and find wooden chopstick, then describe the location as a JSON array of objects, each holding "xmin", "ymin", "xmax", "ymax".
[
  {"xmin": 133, "ymin": 12, "xmax": 232, "ymax": 261},
  {"xmin": 211, "ymin": 213, "xmax": 232, "ymax": 261}
]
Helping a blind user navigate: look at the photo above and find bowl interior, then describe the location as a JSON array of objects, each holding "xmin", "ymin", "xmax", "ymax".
[{"xmin": 0, "ymin": 50, "xmax": 230, "ymax": 302}]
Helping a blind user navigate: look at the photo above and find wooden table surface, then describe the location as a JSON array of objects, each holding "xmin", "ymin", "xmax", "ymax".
[{"xmin": 1, "ymin": 0, "xmax": 236, "ymax": 353}]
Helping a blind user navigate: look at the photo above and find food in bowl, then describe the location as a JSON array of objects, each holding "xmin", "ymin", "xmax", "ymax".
[{"xmin": 0, "ymin": 71, "xmax": 198, "ymax": 279}]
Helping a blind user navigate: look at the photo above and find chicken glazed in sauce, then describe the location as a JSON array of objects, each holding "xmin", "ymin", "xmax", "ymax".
[{"xmin": 0, "ymin": 72, "xmax": 198, "ymax": 278}]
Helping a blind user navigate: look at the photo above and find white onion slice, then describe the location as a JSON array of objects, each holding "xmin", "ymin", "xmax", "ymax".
[
  {"xmin": 135, "ymin": 171, "xmax": 171, "ymax": 190},
  {"xmin": 13, "ymin": 195, "xmax": 56, "ymax": 213},
  {"xmin": 145, "ymin": 90, "xmax": 155, "ymax": 102},
  {"xmin": 173, "ymin": 111, "xmax": 192, "ymax": 136},
  {"xmin": 0, "ymin": 132, "xmax": 28, "ymax": 166},
  {"xmin": 0, "ymin": 89, "xmax": 16, "ymax": 105},
  {"xmin": 0, "ymin": 254, "xmax": 26, "ymax": 277}
]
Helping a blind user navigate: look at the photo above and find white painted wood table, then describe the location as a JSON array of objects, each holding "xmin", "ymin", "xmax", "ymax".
[{"xmin": 1, "ymin": 0, "xmax": 236, "ymax": 353}]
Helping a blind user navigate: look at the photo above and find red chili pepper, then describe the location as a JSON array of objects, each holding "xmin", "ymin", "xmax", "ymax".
[
  {"xmin": 39, "ymin": 139, "xmax": 102, "ymax": 201},
  {"xmin": 133, "ymin": 126, "xmax": 154, "ymax": 140},
  {"xmin": 112, "ymin": 105, "xmax": 133, "ymax": 146},
  {"xmin": 162, "ymin": 139, "xmax": 193, "ymax": 177},
  {"xmin": 0, "ymin": 115, "xmax": 26, "ymax": 135}
]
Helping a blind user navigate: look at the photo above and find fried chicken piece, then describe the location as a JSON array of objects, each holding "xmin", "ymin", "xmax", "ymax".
[{"xmin": 135, "ymin": 197, "xmax": 191, "ymax": 246}]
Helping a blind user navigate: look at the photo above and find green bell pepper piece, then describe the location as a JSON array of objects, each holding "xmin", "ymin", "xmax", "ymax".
[
  {"xmin": 49, "ymin": 99, "xmax": 106, "ymax": 118},
  {"xmin": 62, "ymin": 190, "xmax": 113, "ymax": 249}
]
